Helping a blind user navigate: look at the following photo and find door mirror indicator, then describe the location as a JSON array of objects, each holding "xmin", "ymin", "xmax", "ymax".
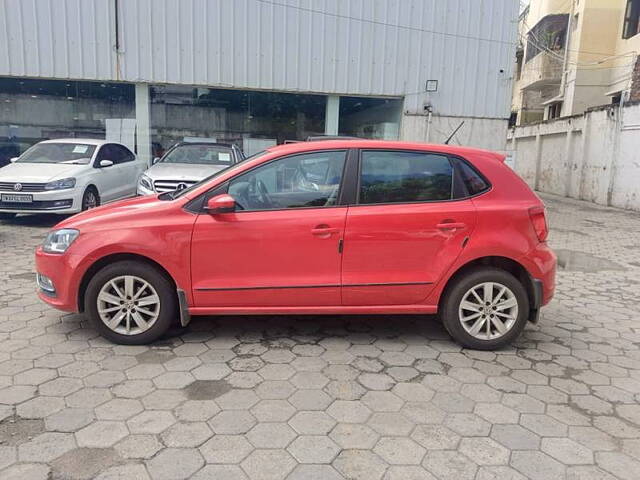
[
  {"xmin": 206, "ymin": 194, "xmax": 236, "ymax": 214},
  {"xmin": 99, "ymin": 159, "xmax": 114, "ymax": 168},
  {"xmin": 9, "ymin": 157, "xmax": 18, "ymax": 163}
]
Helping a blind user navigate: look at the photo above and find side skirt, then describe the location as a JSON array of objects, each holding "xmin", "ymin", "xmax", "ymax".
[{"xmin": 188, "ymin": 305, "xmax": 438, "ymax": 316}]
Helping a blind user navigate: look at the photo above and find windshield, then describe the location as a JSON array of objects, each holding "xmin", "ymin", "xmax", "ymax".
[
  {"xmin": 17, "ymin": 143, "xmax": 96, "ymax": 164},
  {"xmin": 162, "ymin": 144, "xmax": 234, "ymax": 165},
  {"xmin": 161, "ymin": 150, "xmax": 269, "ymax": 200}
]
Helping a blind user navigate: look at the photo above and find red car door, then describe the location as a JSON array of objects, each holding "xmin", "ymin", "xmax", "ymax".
[
  {"xmin": 341, "ymin": 150, "xmax": 477, "ymax": 306},
  {"xmin": 191, "ymin": 150, "xmax": 348, "ymax": 308}
]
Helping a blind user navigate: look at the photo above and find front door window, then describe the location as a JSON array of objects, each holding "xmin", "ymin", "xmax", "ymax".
[{"xmin": 228, "ymin": 150, "xmax": 346, "ymax": 211}]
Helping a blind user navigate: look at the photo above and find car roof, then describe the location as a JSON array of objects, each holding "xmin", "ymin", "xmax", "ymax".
[
  {"xmin": 266, "ymin": 140, "xmax": 504, "ymax": 161},
  {"xmin": 173, "ymin": 142, "xmax": 234, "ymax": 149},
  {"xmin": 38, "ymin": 138, "xmax": 112, "ymax": 146}
]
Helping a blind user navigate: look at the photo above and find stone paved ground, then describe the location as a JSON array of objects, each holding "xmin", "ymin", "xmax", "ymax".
[{"xmin": 1, "ymin": 193, "xmax": 640, "ymax": 480}]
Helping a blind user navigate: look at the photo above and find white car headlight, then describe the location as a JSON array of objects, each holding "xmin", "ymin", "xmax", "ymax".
[
  {"xmin": 43, "ymin": 228, "xmax": 79, "ymax": 254},
  {"xmin": 44, "ymin": 177, "xmax": 76, "ymax": 190},
  {"xmin": 139, "ymin": 174, "xmax": 154, "ymax": 191}
]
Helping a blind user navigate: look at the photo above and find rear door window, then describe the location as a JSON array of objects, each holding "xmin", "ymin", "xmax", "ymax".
[{"xmin": 358, "ymin": 150, "xmax": 454, "ymax": 204}]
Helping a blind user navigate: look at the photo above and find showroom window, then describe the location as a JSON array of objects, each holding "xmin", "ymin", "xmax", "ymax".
[
  {"xmin": 0, "ymin": 77, "xmax": 135, "ymax": 167},
  {"xmin": 149, "ymin": 86, "xmax": 327, "ymax": 158},
  {"xmin": 339, "ymin": 96, "xmax": 402, "ymax": 140},
  {"xmin": 358, "ymin": 150, "xmax": 454, "ymax": 204}
]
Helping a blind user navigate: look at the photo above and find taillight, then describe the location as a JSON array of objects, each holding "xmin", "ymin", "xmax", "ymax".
[{"xmin": 528, "ymin": 206, "xmax": 548, "ymax": 242}]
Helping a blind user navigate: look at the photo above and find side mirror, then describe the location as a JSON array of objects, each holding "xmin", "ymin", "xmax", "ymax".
[
  {"xmin": 206, "ymin": 194, "xmax": 236, "ymax": 214},
  {"xmin": 152, "ymin": 157, "xmax": 160, "ymax": 165},
  {"xmin": 9, "ymin": 157, "xmax": 18, "ymax": 163},
  {"xmin": 99, "ymin": 159, "xmax": 114, "ymax": 168}
]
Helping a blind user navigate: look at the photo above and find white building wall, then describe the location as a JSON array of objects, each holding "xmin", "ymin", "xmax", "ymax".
[
  {"xmin": 401, "ymin": 115, "xmax": 509, "ymax": 152},
  {"xmin": 0, "ymin": 0, "xmax": 518, "ymax": 120},
  {"xmin": 508, "ymin": 103, "xmax": 640, "ymax": 212}
]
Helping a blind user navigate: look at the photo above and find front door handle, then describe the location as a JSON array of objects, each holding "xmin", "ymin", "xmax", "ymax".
[
  {"xmin": 311, "ymin": 225, "xmax": 340, "ymax": 236},
  {"xmin": 436, "ymin": 222, "xmax": 466, "ymax": 231}
]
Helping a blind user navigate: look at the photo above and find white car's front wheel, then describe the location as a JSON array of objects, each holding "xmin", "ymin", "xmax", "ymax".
[{"xmin": 81, "ymin": 187, "xmax": 100, "ymax": 211}]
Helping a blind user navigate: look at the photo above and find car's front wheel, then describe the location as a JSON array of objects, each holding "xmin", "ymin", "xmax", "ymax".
[
  {"xmin": 84, "ymin": 260, "xmax": 177, "ymax": 344},
  {"xmin": 440, "ymin": 267, "xmax": 529, "ymax": 350},
  {"xmin": 81, "ymin": 186, "xmax": 100, "ymax": 211}
]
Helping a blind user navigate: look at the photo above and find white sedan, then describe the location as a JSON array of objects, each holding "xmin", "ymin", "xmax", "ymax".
[{"xmin": 0, "ymin": 138, "xmax": 147, "ymax": 218}]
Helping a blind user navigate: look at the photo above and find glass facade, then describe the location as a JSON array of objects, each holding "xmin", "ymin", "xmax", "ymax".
[
  {"xmin": 0, "ymin": 76, "xmax": 403, "ymax": 167},
  {"xmin": 0, "ymin": 78, "xmax": 135, "ymax": 166},
  {"xmin": 339, "ymin": 96, "xmax": 402, "ymax": 140},
  {"xmin": 149, "ymin": 86, "xmax": 327, "ymax": 157}
]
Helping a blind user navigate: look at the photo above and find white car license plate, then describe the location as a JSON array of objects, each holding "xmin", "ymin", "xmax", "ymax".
[{"xmin": 1, "ymin": 193, "xmax": 33, "ymax": 203}]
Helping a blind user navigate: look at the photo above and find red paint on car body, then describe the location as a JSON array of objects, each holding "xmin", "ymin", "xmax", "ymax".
[{"xmin": 35, "ymin": 140, "xmax": 555, "ymax": 322}]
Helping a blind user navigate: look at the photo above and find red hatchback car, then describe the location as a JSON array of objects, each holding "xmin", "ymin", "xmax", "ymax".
[{"xmin": 35, "ymin": 140, "xmax": 555, "ymax": 350}]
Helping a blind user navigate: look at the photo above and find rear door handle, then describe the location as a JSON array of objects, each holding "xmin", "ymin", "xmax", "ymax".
[
  {"xmin": 436, "ymin": 222, "xmax": 466, "ymax": 231},
  {"xmin": 311, "ymin": 225, "xmax": 340, "ymax": 236}
]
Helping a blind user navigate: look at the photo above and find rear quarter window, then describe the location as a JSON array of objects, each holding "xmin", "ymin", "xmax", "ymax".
[{"xmin": 452, "ymin": 157, "xmax": 490, "ymax": 198}]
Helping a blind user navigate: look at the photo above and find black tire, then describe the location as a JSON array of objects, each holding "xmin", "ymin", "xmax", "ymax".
[
  {"xmin": 0, "ymin": 213, "xmax": 17, "ymax": 221},
  {"xmin": 84, "ymin": 260, "xmax": 177, "ymax": 345},
  {"xmin": 81, "ymin": 186, "xmax": 100, "ymax": 211},
  {"xmin": 440, "ymin": 267, "xmax": 529, "ymax": 350}
]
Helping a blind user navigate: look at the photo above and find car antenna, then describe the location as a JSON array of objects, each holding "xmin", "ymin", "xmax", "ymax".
[{"xmin": 444, "ymin": 121, "xmax": 465, "ymax": 145}]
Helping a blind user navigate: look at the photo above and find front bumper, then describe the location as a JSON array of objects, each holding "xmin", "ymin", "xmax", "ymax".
[
  {"xmin": 0, "ymin": 188, "xmax": 82, "ymax": 214},
  {"xmin": 35, "ymin": 246, "xmax": 85, "ymax": 312}
]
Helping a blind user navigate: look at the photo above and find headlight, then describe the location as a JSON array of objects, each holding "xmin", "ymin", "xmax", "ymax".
[
  {"xmin": 139, "ymin": 174, "xmax": 153, "ymax": 191},
  {"xmin": 42, "ymin": 229, "xmax": 79, "ymax": 253},
  {"xmin": 44, "ymin": 177, "xmax": 76, "ymax": 190}
]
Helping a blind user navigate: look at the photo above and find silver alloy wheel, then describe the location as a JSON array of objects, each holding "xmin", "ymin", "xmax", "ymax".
[
  {"xmin": 83, "ymin": 190, "xmax": 98, "ymax": 210},
  {"xmin": 458, "ymin": 282, "xmax": 518, "ymax": 340},
  {"xmin": 97, "ymin": 275, "xmax": 160, "ymax": 335}
]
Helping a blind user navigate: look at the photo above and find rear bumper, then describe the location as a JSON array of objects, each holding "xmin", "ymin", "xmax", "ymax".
[{"xmin": 519, "ymin": 242, "xmax": 556, "ymax": 307}]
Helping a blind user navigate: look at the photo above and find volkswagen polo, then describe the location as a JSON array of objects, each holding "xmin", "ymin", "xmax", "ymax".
[{"xmin": 35, "ymin": 140, "xmax": 556, "ymax": 350}]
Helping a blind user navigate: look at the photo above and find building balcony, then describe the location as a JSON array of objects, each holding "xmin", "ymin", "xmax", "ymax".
[{"xmin": 520, "ymin": 51, "xmax": 564, "ymax": 91}]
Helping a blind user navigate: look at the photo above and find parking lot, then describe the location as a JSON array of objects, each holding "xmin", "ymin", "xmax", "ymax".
[{"xmin": 0, "ymin": 193, "xmax": 639, "ymax": 480}]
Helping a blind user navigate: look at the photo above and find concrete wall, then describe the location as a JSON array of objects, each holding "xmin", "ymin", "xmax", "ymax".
[
  {"xmin": 401, "ymin": 114, "xmax": 509, "ymax": 152},
  {"xmin": 508, "ymin": 102, "xmax": 640, "ymax": 212}
]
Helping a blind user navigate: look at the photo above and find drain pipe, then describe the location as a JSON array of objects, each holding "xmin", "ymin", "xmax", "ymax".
[
  {"xmin": 558, "ymin": 3, "xmax": 573, "ymax": 100},
  {"xmin": 113, "ymin": 0, "xmax": 122, "ymax": 80},
  {"xmin": 424, "ymin": 103, "xmax": 433, "ymax": 143},
  {"xmin": 542, "ymin": 2, "xmax": 574, "ymax": 114}
]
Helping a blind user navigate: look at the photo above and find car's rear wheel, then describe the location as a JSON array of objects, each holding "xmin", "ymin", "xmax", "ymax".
[
  {"xmin": 85, "ymin": 260, "xmax": 177, "ymax": 344},
  {"xmin": 440, "ymin": 267, "xmax": 529, "ymax": 350},
  {"xmin": 81, "ymin": 186, "xmax": 100, "ymax": 211},
  {"xmin": 0, "ymin": 213, "xmax": 16, "ymax": 221}
]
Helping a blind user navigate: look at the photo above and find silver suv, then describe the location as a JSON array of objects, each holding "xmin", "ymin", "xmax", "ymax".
[{"xmin": 137, "ymin": 142, "xmax": 244, "ymax": 194}]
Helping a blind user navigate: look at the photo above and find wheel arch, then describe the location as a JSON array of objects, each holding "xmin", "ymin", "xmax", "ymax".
[
  {"xmin": 439, "ymin": 256, "xmax": 537, "ymax": 321},
  {"xmin": 77, "ymin": 252, "xmax": 177, "ymax": 312},
  {"xmin": 84, "ymin": 184, "xmax": 99, "ymax": 195}
]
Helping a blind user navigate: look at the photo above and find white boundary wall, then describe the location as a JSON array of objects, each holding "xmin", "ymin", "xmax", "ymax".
[{"xmin": 507, "ymin": 103, "xmax": 640, "ymax": 212}]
